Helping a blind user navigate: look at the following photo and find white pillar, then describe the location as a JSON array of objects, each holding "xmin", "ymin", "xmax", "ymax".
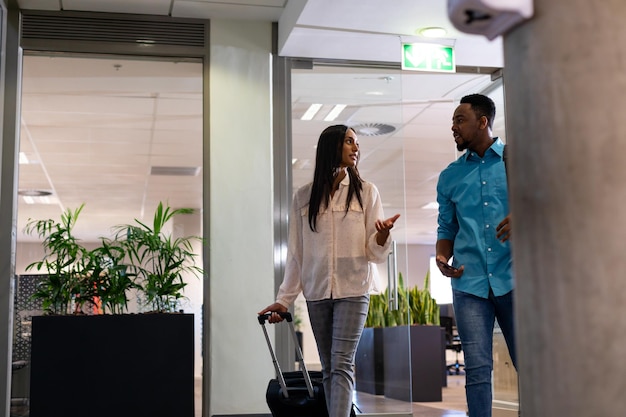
[
  {"xmin": 503, "ymin": 2, "xmax": 626, "ymax": 415},
  {"xmin": 208, "ymin": 20, "xmax": 275, "ymax": 416}
]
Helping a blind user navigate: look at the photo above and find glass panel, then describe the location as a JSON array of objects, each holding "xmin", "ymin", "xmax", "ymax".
[
  {"xmin": 291, "ymin": 63, "xmax": 412, "ymax": 416},
  {"xmin": 489, "ymin": 81, "xmax": 520, "ymax": 416},
  {"xmin": 14, "ymin": 54, "xmax": 203, "ymax": 417},
  {"xmin": 290, "ymin": 57, "xmax": 506, "ymax": 417}
]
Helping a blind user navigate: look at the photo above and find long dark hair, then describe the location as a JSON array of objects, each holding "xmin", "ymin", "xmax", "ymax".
[{"xmin": 308, "ymin": 125, "xmax": 364, "ymax": 232}]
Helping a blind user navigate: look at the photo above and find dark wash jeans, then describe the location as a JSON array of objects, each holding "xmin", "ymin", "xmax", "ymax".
[{"xmin": 453, "ymin": 288, "xmax": 516, "ymax": 417}]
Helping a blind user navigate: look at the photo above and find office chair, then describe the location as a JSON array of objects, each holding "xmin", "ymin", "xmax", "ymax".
[{"xmin": 440, "ymin": 316, "xmax": 465, "ymax": 375}]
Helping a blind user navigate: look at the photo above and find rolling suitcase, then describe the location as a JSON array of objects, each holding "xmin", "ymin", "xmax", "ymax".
[{"xmin": 258, "ymin": 312, "xmax": 357, "ymax": 417}]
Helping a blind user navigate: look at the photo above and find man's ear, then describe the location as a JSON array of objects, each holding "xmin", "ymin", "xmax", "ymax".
[{"xmin": 479, "ymin": 115, "xmax": 489, "ymax": 130}]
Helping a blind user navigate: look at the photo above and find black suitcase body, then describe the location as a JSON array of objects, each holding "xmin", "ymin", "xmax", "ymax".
[
  {"xmin": 259, "ymin": 313, "xmax": 356, "ymax": 417},
  {"xmin": 266, "ymin": 370, "xmax": 328, "ymax": 417}
]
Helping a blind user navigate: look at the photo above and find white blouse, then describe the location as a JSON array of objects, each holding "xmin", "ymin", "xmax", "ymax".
[{"xmin": 276, "ymin": 175, "xmax": 392, "ymax": 308}]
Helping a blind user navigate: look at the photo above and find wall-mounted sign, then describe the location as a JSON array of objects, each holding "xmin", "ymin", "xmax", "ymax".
[{"xmin": 402, "ymin": 43, "xmax": 455, "ymax": 73}]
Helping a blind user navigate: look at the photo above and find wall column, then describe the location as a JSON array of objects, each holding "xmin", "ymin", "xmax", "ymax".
[
  {"xmin": 503, "ymin": 2, "xmax": 626, "ymax": 415},
  {"xmin": 0, "ymin": 4, "xmax": 21, "ymax": 416},
  {"xmin": 208, "ymin": 20, "xmax": 275, "ymax": 416}
]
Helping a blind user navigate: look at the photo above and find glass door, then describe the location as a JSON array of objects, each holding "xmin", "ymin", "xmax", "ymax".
[
  {"xmin": 291, "ymin": 62, "xmax": 413, "ymax": 416},
  {"xmin": 291, "ymin": 55, "xmax": 505, "ymax": 415},
  {"xmin": 14, "ymin": 54, "xmax": 204, "ymax": 416}
]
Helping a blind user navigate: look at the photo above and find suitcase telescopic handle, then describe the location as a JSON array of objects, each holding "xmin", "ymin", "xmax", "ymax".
[
  {"xmin": 258, "ymin": 311, "xmax": 315, "ymax": 399},
  {"xmin": 257, "ymin": 312, "xmax": 292, "ymax": 324}
]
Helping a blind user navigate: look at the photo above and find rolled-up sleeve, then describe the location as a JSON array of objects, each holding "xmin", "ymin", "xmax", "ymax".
[{"xmin": 436, "ymin": 173, "xmax": 459, "ymax": 241}]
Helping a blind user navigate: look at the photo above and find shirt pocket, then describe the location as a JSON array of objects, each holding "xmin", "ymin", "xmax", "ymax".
[
  {"xmin": 493, "ymin": 175, "xmax": 509, "ymax": 202},
  {"xmin": 333, "ymin": 200, "xmax": 364, "ymax": 215},
  {"xmin": 333, "ymin": 201, "xmax": 366, "ymax": 234}
]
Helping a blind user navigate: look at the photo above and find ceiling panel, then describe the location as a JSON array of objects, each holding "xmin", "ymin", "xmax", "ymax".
[
  {"xmin": 13, "ymin": 0, "xmax": 61, "ymax": 11},
  {"xmin": 172, "ymin": 0, "xmax": 285, "ymax": 20},
  {"xmin": 61, "ymin": 0, "xmax": 171, "ymax": 15}
]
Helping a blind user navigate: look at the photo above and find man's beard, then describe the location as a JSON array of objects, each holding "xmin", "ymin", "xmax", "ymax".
[{"xmin": 456, "ymin": 140, "xmax": 468, "ymax": 152}]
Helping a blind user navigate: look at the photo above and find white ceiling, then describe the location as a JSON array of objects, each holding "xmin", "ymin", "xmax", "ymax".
[{"xmin": 14, "ymin": 0, "xmax": 505, "ymax": 245}]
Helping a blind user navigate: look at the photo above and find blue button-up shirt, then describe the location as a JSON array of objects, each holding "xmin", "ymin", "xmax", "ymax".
[{"xmin": 436, "ymin": 138, "xmax": 513, "ymax": 298}]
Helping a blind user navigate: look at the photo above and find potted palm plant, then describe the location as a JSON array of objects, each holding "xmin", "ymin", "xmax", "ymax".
[
  {"xmin": 113, "ymin": 201, "xmax": 203, "ymax": 312},
  {"xmin": 24, "ymin": 204, "xmax": 94, "ymax": 315},
  {"xmin": 25, "ymin": 202, "xmax": 200, "ymax": 417},
  {"xmin": 383, "ymin": 270, "xmax": 444, "ymax": 402}
]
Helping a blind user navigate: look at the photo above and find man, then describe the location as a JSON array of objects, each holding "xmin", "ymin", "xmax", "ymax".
[{"xmin": 435, "ymin": 93, "xmax": 516, "ymax": 417}]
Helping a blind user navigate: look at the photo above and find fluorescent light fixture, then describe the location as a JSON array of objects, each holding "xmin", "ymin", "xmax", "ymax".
[
  {"xmin": 422, "ymin": 202, "xmax": 439, "ymax": 209},
  {"xmin": 292, "ymin": 158, "xmax": 298, "ymax": 165},
  {"xmin": 18, "ymin": 152, "xmax": 29, "ymax": 164},
  {"xmin": 21, "ymin": 194, "xmax": 57, "ymax": 205},
  {"xmin": 324, "ymin": 104, "xmax": 346, "ymax": 122},
  {"xmin": 301, "ymin": 103, "xmax": 322, "ymax": 121}
]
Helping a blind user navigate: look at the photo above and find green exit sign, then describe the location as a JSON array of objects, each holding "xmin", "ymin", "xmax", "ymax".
[{"xmin": 402, "ymin": 43, "xmax": 455, "ymax": 73}]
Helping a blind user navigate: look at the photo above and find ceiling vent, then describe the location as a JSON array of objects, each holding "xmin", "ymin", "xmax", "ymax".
[
  {"xmin": 21, "ymin": 11, "xmax": 206, "ymax": 48},
  {"xmin": 18, "ymin": 189, "xmax": 52, "ymax": 196},
  {"xmin": 352, "ymin": 123, "xmax": 396, "ymax": 137},
  {"xmin": 150, "ymin": 166, "xmax": 201, "ymax": 176}
]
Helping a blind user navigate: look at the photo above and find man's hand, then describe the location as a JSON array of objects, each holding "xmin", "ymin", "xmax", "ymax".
[
  {"xmin": 435, "ymin": 255, "xmax": 464, "ymax": 278},
  {"xmin": 496, "ymin": 214, "xmax": 511, "ymax": 243}
]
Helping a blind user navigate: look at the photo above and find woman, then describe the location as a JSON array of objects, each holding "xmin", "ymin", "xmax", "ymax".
[{"xmin": 259, "ymin": 124, "xmax": 399, "ymax": 417}]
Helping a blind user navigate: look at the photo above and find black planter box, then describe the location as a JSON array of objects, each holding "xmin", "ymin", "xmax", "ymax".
[
  {"xmin": 355, "ymin": 327, "xmax": 385, "ymax": 395},
  {"xmin": 383, "ymin": 325, "xmax": 444, "ymax": 402},
  {"xmin": 29, "ymin": 314, "xmax": 194, "ymax": 417}
]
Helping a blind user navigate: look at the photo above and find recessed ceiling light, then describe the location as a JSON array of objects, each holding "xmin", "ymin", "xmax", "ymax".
[{"xmin": 418, "ymin": 27, "xmax": 448, "ymax": 38}]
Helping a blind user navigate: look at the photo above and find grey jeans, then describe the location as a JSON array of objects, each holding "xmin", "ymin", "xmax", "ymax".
[{"xmin": 307, "ymin": 295, "xmax": 369, "ymax": 417}]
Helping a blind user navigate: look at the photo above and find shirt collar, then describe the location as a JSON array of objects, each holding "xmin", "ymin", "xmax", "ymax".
[{"xmin": 462, "ymin": 137, "xmax": 504, "ymax": 161}]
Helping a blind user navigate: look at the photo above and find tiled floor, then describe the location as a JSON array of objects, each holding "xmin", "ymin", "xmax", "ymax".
[
  {"xmin": 353, "ymin": 374, "xmax": 468, "ymax": 417},
  {"xmin": 192, "ymin": 374, "xmax": 467, "ymax": 417},
  {"xmin": 13, "ymin": 373, "xmax": 518, "ymax": 417}
]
